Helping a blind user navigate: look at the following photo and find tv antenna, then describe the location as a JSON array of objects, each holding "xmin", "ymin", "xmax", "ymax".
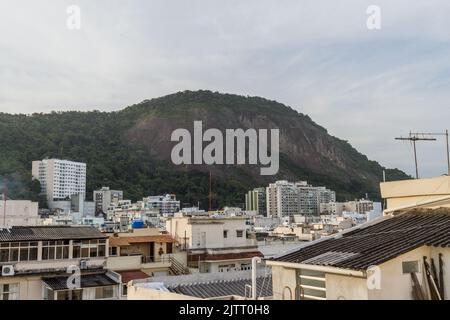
[
  {"xmin": 395, "ymin": 132, "xmax": 436, "ymax": 179},
  {"xmin": 409, "ymin": 130, "xmax": 450, "ymax": 177}
]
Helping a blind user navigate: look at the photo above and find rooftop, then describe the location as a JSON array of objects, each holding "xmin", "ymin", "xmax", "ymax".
[
  {"xmin": 271, "ymin": 208, "xmax": 450, "ymax": 270},
  {"xmin": 0, "ymin": 226, "xmax": 107, "ymax": 242},
  {"xmin": 135, "ymin": 269, "xmax": 272, "ymax": 299}
]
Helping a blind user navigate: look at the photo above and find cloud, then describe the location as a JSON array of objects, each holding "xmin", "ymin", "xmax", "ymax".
[{"xmin": 1, "ymin": 0, "xmax": 450, "ymax": 177}]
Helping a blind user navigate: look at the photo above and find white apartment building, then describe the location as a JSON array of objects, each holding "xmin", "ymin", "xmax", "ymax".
[
  {"xmin": 143, "ymin": 194, "xmax": 180, "ymax": 217},
  {"xmin": 298, "ymin": 184, "xmax": 336, "ymax": 216},
  {"xmin": 32, "ymin": 159, "xmax": 86, "ymax": 206},
  {"xmin": 166, "ymin": 215, "xmax": 262, "ymax": 273},
  {"xmin": 266, "ymin": 181, "xmax": 301, "ymax": 218},
  {"xmin": 266, "ymin": 181, "xmax": 336, "ymax": 217}
]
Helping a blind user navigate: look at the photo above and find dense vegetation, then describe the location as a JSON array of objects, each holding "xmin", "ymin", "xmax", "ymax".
[{"xmin": 0, "ymin": 90, "xmax": 409, "ymax": 209}]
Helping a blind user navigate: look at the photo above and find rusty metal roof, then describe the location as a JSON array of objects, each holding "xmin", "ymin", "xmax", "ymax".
[{"xmin": 272, "ymin": 209, "xmax": 450, "ymax": 270}]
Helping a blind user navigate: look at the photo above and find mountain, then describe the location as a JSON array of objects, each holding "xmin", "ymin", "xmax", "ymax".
[{"xmin": 0, "ymin": 90, "xmax": 409, "ymax": 209}]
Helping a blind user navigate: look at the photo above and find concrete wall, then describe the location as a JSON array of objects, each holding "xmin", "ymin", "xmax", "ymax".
[
  {"xmin": 380, "ymin": 176, "xmax": 450, "ymax": 210},
  {"xmin": 271, "ymin": 265, "xmax": 297, "ymax": 300},
  {"xmin": 326, "ymin": 274, "xmax": 368, "ymax": 300},
  {"xmin": 0, "ymin": 276, "xmax": 43, "ymax": 300},
  {"xmin": 369, "ymin": 246, "xmax": 430, "ymax": 300}
]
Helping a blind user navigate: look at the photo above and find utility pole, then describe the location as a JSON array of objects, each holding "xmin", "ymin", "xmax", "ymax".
[
  {"xmin": 208, "ymin": 171, "xmax": 212, "ymax": 212},
  {"xmin": 409, "ymin": 131, "xmax": 450, "ymax": 176},
  {"xmin": 2, "ymin": 178, "xmax": 7, "ymax": 227},
  {"xmin": 395, "ymin": 133, "xmax": 436, "ymax": 179}
]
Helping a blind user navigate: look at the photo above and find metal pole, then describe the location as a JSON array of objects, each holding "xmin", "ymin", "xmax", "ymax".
[
  {"xmin": 251, "ymin": 256, "xmax": 262, "ymax": 300},
  {"xmin": 446, "ymin": 130, "xmax": 450, "ymax": 176},
  {"xmin": 413, "ymin": 139, "xmax": 419, "ymax": 179}
]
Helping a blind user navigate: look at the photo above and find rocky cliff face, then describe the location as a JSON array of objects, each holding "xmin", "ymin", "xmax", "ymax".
[{"xmin": 123, "ymin": 90, "xmax": 409, "ymax": 200}]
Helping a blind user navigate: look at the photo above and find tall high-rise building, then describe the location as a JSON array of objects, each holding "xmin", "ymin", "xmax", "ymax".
[
  {"xmin": 266, "ymin": 181, "xmax": 302, "ymax": 217},
  {"xmin": 32, "ymin": 159, "xmax": 86, "ymax": 204},
  {"xmin": 266, "ymin": 180, "xmax": 336, "ymax": 217},
  {"xmin": 93, "ymin": 187, "xmax": 123, "ymax": 214},
  {"xmin": 245, "ymin": 187, "xmax": 267, "ymax": 216},
  {"xmin": 298, "ymin": 184, "xmax": 336, "ymax": 216}
]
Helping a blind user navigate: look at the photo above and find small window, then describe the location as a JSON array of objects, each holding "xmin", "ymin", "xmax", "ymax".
[
  {"xmin": 236, "ymin": 230, "xmax": 244, "ymax": 238},
  {"xmin": 402, "ymin": 261, "xmax": 419, "ymax": 274},
  {"xmin": 223, "ymin": 230, "xmax": 228, "ymax": 238}
]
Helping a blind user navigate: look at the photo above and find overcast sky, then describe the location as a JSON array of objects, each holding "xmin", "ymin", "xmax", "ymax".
[{"xmin": 1, "ymin": 0, "xmax": 450, "ymax": 178}]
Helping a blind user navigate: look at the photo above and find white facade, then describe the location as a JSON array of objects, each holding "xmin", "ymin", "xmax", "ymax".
[
  {"xmin": 32, "ymin": 159, "xmax": 86, "ymax": 204},
  {"xmin": 94, "ymin": 187, "xmax": 123, "ymax": 214},
  {"xmin": 143, "ymin": 194, "xmax": 180, "ymax": 217},
  {"xmin": 0, "ymin": 200, "xmax": 40, "ymax": 227},
  {"xmin": 266, "ymin": 180, "xmax": 336, "ymax": 217}
]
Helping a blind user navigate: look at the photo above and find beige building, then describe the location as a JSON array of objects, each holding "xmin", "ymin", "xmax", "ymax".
[
  {"xmin": 381, "ymin": 175, "xmax": 450, "ymax": 211},
  {"xmin": 267, "ymin": 208, "xmax": 450, "ymax": 300},
  {"xmin": 0, "ymin": 226, "xmax": 121, "ymax": 300},
  {"xmin": 166, "ymin": 215, "xmax": 263, "ymax": 273},
  {"xmin": 268, "ymin": 176, "xmax": 450, "ymax": 300}
]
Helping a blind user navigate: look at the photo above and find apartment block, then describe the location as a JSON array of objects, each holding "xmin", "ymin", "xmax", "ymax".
[
  {"xmin": 94, "ymin": 187, "xmax": 123, "ymax": 215},
  {"xmin": 143, "ymin": 194, "xmax": 180, "ymax": 217},
  {"xmin": 32, "ymin": 159, "xmax": 86, "ymax": 206},
  {"xmin": 245, "ymin": 187, "xmax": 267, "ymax": 216}
]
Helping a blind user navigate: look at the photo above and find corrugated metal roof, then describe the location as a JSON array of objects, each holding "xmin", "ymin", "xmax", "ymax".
[
  {"xmin": 166, "ymin": 275, "xmax": 272, "ymax": 299},
  {"xmin": 0, "ymin": 226, "xmax": 107, "ymax": 242},
  {"xmin": 272, "ymin": 209, "xmax": 450, "ymax": 270},
  {"xmin": 42, "ymin": 272, "xmax": 119, "ymax": 290}
]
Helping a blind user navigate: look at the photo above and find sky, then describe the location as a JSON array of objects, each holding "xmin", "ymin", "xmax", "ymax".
[{"xmin": 1, "ymin": 0, "xmax": 450, "ymax": 178}]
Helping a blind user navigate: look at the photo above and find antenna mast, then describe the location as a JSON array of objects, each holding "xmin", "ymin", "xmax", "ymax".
[
  {"xmin": 395, "ymin": 132, "xmax": 436, "ymax": 179},
  {"xmin": 409, "ymin": 130, "xmax": 450, "ymax": 176}
]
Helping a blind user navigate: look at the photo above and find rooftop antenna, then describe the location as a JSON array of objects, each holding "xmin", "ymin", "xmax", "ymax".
[
  {"xmin": 395, "ymin": 132, "xmax": 436, "ymax": 179},
  {"xmin": 409, "ymin": 130, "xmax": 450, "ymax": 176}
]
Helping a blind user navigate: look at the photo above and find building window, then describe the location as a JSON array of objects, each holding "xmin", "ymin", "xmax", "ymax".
[
  {"xmin": 109, "ymin": 246, "xmax": 118, "ymax": 257},
  {"xmin": 73, "ymin": 239, "xmax": 106, "ymax": 259},
  {"xmin": 56, "ymin": 289, "xmax": 82, "ymax": 300},
  {"xmin": 42, "ymin": 241, "xmax": 70, "ymax": 260},
  {"xmin": 0, "ymin": 242, "xmax": 38, "ymax": 262},
  {"xmin": 402, "ymin": 261, "xmax": 419, "ymax": 274},
  {"xmin": 236, "ymin": 230, "xmax": 244, "ymax": 238},
  {"xmin": 223, "ymin": 230, "xmax": 228, "ymax": 238},
  {"xmin": 95, "ymin": 286, "xmax": 115, "ymax": 299},
  {"xmin": 0, "ymin": 283, "xmax": 19, "ymax": 300}
]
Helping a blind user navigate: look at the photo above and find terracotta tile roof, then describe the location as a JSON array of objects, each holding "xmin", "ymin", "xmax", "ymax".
[
  {"xmin": 0, "ymin": 226, "xmax": 107, "ymax": 242},
  {"xmin": 117, "ymin": 270, "xmax": 150, "ymax": 284},
  {"xmin": 272, "ymin": 209, "xmax": 450, "ymax": 270},
  {"xmin": 109, "ymin": 235, "xmax": 175, "ymax": 247}
]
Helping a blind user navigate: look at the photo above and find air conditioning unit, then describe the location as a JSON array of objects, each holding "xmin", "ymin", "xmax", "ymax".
[
  {"xmin": 1, "ymin": 265, "xmax": 15, "ymax": 276},
  {"xmin": 80, "ymin": 259, "xmax": 88, "ymax": 270}
]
